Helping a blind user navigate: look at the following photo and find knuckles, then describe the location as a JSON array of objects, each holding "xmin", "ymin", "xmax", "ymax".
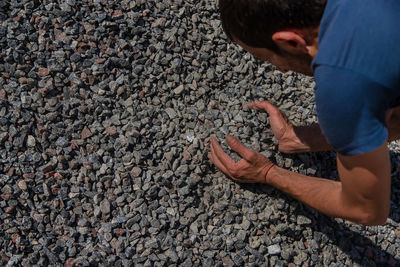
[{"xmin": 228, "ymin": 166, "xmax": 239, "ymax": 177}]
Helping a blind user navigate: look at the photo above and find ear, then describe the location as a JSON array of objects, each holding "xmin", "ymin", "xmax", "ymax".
[{"xmin": 272, "ymin": 31, "xmax": 308, "ymax": 55}]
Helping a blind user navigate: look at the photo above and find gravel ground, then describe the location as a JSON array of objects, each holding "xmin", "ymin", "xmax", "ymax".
[{"xmin": 1, "ymin": 0, "xmax": 400, "ymax": 266}]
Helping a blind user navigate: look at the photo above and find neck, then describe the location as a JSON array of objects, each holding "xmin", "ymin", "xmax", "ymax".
[{"xmin": 305, "ymin": 26, "xmax": 319, "ymax": 58}]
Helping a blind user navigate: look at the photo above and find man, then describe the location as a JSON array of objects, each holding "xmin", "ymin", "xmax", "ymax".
[{"xmin": 209, "ymin": 0, "xmax": 400, "ymax": 225}]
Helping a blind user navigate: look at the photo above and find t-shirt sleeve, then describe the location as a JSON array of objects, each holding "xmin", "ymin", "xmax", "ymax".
[{"xmin": 314, "ymin": 65, "xmax": 390, "ymax": 156}]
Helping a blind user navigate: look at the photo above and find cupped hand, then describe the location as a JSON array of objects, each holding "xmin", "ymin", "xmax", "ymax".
[
  {"xmin": 208, "ymin": 135, "xmax": 274, "ymax": 184},
  {"xmin": 246, "ymin": 100, "xmax": 295, "ymax": 153}
]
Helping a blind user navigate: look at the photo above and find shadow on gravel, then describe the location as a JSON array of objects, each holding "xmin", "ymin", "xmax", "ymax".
[
  {"xmin": 389, "ymin": 149, "xmax": 400, "ymax": 223},
  {"xmin": 238, "ymin": 150, "xmax": 400, "ymax": 266}
]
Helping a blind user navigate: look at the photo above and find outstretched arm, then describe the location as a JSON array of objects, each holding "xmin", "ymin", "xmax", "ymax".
[
  {"xmin": 209, "ymin": 136, "xmax": 390, "ymax": 225},
  {"xmin": 249, "ymin": 100, "xmax": 400, "ymax": 153}
]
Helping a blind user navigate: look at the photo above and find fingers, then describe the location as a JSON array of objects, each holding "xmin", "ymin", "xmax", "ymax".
[
  {"xmin": 208, "ymin": 151, "xmax": 229, "ymax": 177},
  {"xmin": 208, "ymin": 139, "xmax": 241, "ymax": 182},
  {"xmin": 247, "ymin": 100, "xmax": 284, "ymax": 119},
  {"xmin": 226, "ymin": 135, "xmax": 257, "ymax": 162},
  {"xmin": 246, "ymin": 100, "xmax": 277, "ymax": 113},
  {"xmin": 210, "ymin": 138, "xmax": 236, "ymax": 166}
]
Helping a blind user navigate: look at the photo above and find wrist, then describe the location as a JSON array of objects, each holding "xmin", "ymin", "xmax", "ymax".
[
  {"xmin": 278, "ymin": 136, "xmax": 310, "ymax": 153},
  {"xmin": 264, "ymin": 164, "xmax": 276, "ymax": 184}
]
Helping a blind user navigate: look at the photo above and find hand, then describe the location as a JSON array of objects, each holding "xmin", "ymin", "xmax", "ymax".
[
  {"xmin": 208, "ymin": 135, "xmax": 274, "ymax": 184},
  {"xmin": 247, "ymin": 100, "xmax": 296, "ymax": 153}
]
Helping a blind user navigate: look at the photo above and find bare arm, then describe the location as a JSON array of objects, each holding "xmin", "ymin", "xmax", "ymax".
[
  {"xmin": 209, "ymin": 136, "xmax": 391, "ymax": 225},
  {"xmin": 266, "ymin": 142, "xmax": 390, "ymax": 225},
  {"xmin": 249, "ymin": 101, "xmax": 400, "ymax": 153}
]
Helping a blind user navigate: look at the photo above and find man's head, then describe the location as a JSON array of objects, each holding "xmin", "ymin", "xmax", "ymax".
[{"xmin": 218, "ymin": 0, "xmax": 326, "ymax": 74}]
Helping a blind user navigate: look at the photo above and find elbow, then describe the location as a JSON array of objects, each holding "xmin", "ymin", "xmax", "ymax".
[
  {"xmin": 359, "ymin": 213, "xmax": 388, "ymax": 226},
  {"xmin": 357, "ymin": 208, "xmax": 389, "ymax": 226}
]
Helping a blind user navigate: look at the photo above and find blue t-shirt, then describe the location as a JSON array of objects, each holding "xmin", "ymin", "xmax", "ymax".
[{"xmin": 312, "ymin": 0, "xmax": 400, "ymax": 155}]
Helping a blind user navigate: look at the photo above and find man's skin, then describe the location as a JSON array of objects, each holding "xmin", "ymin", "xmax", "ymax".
[{"xmin": 209, "ymin": 27, "xmax": 400, "ymax": 225}]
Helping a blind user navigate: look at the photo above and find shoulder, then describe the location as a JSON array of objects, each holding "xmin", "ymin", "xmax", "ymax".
[{"xmin": 314, "ymin": 0, "xmax": 400, "ymax": 89}]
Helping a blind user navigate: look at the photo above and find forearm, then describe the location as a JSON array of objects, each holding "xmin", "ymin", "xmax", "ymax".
[
  {"xmin": 280, "ymin": 123, "xmax": 333, "ymax": 153},
  {"xmin": 284, "ymin": 121, "xmax": 399, "ymax": 152},
  {"xmin": 266, "ymin": 166, "xmax": 374, "ymax": 224}
]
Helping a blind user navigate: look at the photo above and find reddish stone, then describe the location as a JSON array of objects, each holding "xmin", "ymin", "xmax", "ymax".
[
  {"xmin": 70, "ymin": 140, "xmax": 79, "ymax": 150},
  {"xmin": 130, "ymin": 167, "xmax": 142, "ymax": 178},
  {"xmin": 38, "ymin": 88, "xmax": 48, "ymax": 96},
  {"xmin": 112, "ymin": 10, "xmax": 123, "ymax": 19},
  {"xmin": 221, "ymin": 256, "xmax": 234, "ymax": 267},
  {"xmin": 205, "ymin": 120, "xmax": 214, "ymax": 130},
  {"xmin": 38, "ymin": 67, "xmax": 50, "ymax": 77},
  {"xmin": 87, "ymin": 144, "xmax": 99, "ymax": 153},
  {"xmin": 139, "ymin": 128, "xmax": 147, "ymax": 135},
  {"xmin": 1, "ymin": 72, "xmax": 9, "ymax": 78},
  {"xmin": 12, "ymin": 233, "xmax": 20, "ymax": 243},
  {"xmin": 256, "ymin": 229, "xmax": 264, "ymax": 236},
  {"xmin": 51, "ymin": 186, "xmax": 60, "ymax": 195},
  {"xmin": 23, "ymin": 173, "xmax": 35, "ymax": 179},
  {"xmin": 182, "ymin": 150, "xmax": 191, "ymax": 161},
  {"xmin": 18, "ymin": 77, "xmax": 27, "ymax": 84},
  {"xmin": 13, "ymin": 15, "xmax": 21, "ymax": 22},
  {"xmin": 113, "ymin": 228, "xmax": 125, "ymax": 236},
  {"xmin": 45, "ymin": 171, "xmax": 55, "ymax": 178},
  {"xmin": 54, "ymin": 225, "xmax": 63, "ymax": 235},
  {"xmin": 45, "ymin": 148, "xmax": 57, "ymax": 156},
  {"xmin": 138, "ymin": 90, "xmax": 145, "ymax": 99},
  {"xmin": 95, "ymin": 58, "xmax": 106, "ymax": 64},
  {"xmin": 54, "ymin": 173, "xmax": 63, "ymax": 179},
  {"xmin": 1, "ymin": 253, "xmax": 9, "ymax": 262},
  {"xmin": 34, "ymin": 16, "xmax": 41, "ymax": 24},
  {"xmin": 65, "ymin": 258, "xmax": 75, "ymax": 267},
  {"xmin": 0, "ymin": 89, "xmax": 6, "ymax": 99},
  {"xmin": 152, "ymin": 17, "xmax": 166, "ymax": 28},
  {"xmin": 83, "ymin": 163, "xmax": 93, "ymax": 170},
  {"xmin": 78, "ymin": 42, "xmax": 88, "ymax": 48},
  {"xmin": 87, "ymin": 75, "xmax": 95, "ymax": 85},
  {"xmin": 5, "ymin": 206, "xmax": 14, "ymax": 214},
  {"xmin": 7, "ymin": 167, "xmax": 15, "ymax": 176},
  {"xmin": 192, "ymin": 80, "xmax": 197, "ymax": 89},
  {"xmin": 106, "ymin": 126, "xmax": 118, "ymax": 137},
  {"xmin": 55, "ymin": 32, "xmax": 67, "ymax": 42},
  {"xmin": 81, "ymin": 127, "xmax": 92, "ymax": 139},
  {"xmin": 69, "ymin": 160, "xmax": 79, "ymax": 169},
  {"xmin": 0, "ymin": 193, "xmax": 13, "ymax": 200},
  {"xmin": 110, "ymin": 238, "xmax": 119, "ymax": 250}
]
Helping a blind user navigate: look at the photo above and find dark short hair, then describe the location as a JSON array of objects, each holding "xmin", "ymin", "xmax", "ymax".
[{"xmin": 218, "ymin": 0, "xmax": 327, "ymax": 53}]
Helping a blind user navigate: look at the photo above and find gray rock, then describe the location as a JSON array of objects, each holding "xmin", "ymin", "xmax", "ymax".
[
  {"xmin": 268, "ymin": 244, "xmax": 281, "ymax": 256},
  {"xmin": 27, "ymin": 135, "xmax": 36, "ymax": 147},
  {"xmin": 100, "ymin": 199, "xmax": 111, "ymax": 214},
  {"xmin": 297, "ymin": 215, "xmax": 312, "ymax": 225}
]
